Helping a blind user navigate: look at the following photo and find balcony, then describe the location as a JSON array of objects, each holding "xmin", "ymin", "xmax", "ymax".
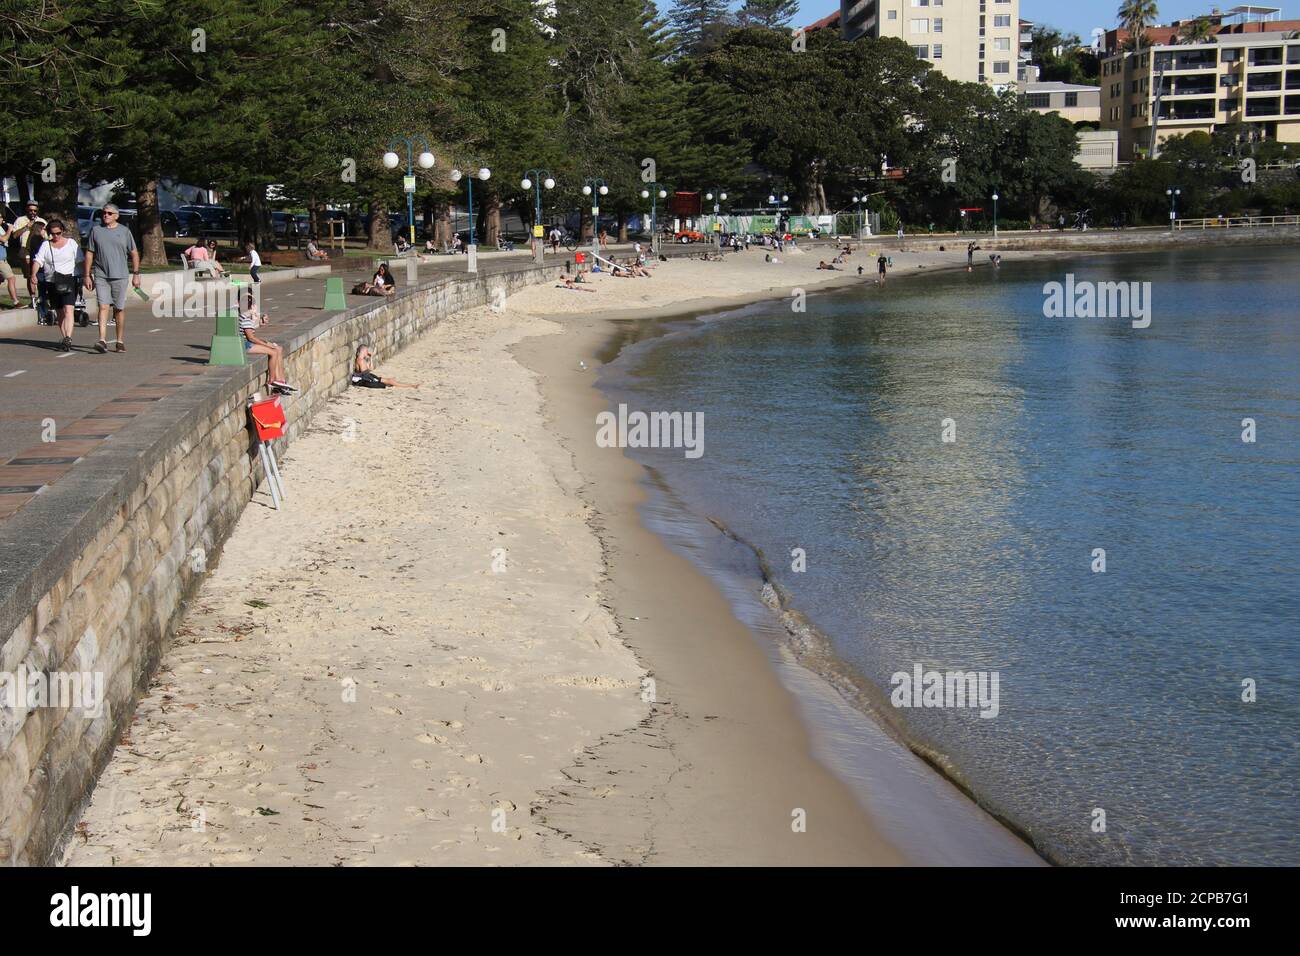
[
  {"xmin": 1161, "ymin": 79, "xmax": 1217, "ymax": 96},
  {"xmin": 1248, "ymin": 48, "xmax": 1284, "ymax": 68},
  {"xmin": 1158, "ymin": 98, "xmax": 1216, "ymax": 121},
  {"xmin": 1246, "ymin": 96, "xmax": 1282, "ymax": 117},
  {"xmin": 1155, "ymin": 52, "xmax": 1218, "ymax": 71},
  {"xmin": 1247, "ymin": 72, "xmax": 1284, "ymax": 93}
]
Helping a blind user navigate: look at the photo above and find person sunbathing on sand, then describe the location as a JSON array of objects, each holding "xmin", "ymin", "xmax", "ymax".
[
  {"xmin": 557, "ymin": 273, "xmax": 595, "ymax": 291},
  {"xmin": 350, "ymin": 344, "xmax": 419, "ymax": 388}
]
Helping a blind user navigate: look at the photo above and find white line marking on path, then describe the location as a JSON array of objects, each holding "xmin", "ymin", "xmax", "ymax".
[
  {"xmin": 149, "ymin": 328, "xmax": 162, "ymax": 332},
  {"xmin": 4, "ymin": 370, "xmax": 26, "ymax": 377},
  {"xmin": 57, "ymin": 352, "xmax": 76, "ymax": 359},
  {"xmin": 183, "ymin": 319, "xmax": 194, "ymax": 323}
]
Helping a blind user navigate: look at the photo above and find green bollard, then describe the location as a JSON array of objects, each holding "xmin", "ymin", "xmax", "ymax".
[
  {"xmin": 323, "ymin": 276, "xmax": 347, "ymax": 311},
  {"xmin": 208, "ymin": 310, "xmax": 246, "ymax": 366}
]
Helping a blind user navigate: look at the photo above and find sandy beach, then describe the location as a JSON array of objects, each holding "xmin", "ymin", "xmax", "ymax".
[{"xmin": 62, "ymin": 245, "xmax": 1037, "ymax": 866}]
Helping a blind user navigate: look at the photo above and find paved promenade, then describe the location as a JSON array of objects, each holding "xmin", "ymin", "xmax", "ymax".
[{"xmin": 0, "ymin": 247, "xmax": 579, "ymax": 520}]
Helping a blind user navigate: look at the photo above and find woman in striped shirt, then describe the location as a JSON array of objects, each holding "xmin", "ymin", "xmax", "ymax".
[{"xmin": 239, "ymin": 290, "xmax": 294, "ymax": 393}]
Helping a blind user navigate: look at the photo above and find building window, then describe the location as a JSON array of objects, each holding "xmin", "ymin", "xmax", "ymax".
[
  {"xmin": 887, "ymin": 10, "xmax": 897, "ymax": 19},
  {"xmin": 994, "ymin": 61, "xmax": 1010, "ymax": 74},
  {"xmin": 994, "ymin": 37, "xmax": 1010, "ymax": 51},
  {"xmin": 934, "ymin": 17, "xmax": 943, "ymax": 32},
  {"xmin": 910, "ymin": 0, "xmax": 929, "ymax": 6},
  {"xmin": 1065, "ymin": 92, "xmax": 1079, "ymax": 107},
  {"xmin": 911, "ymin": 18, "xmax": 929, "ymax": 32},
  {"xmin": 1131, "ymin": 104, "xmax": 1138, "ymax": 117},
  {"xmin": 993, "ymin": 14, "xmax": 1012, "ymax": 27},
  {"xmin": 933, "ymin": 44, "xmax": 943, "ymax": 58},
  {"xmin": 913, "ymin": 45, "xmax": 930, "ymax": 59},
  {"xmin": 1026, "ymin": 93, "xmax": 1050, "ymax": 108}
]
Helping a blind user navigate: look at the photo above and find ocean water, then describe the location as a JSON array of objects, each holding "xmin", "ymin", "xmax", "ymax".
[{"xmin": 598, "ymin": 245, "xmax": 1300, "ymax": 866}]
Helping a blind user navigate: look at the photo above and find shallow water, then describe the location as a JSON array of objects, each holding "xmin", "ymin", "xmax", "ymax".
[{"xmin": 598, "ymin": 246, "xmax": 1300, "ymax": 866}]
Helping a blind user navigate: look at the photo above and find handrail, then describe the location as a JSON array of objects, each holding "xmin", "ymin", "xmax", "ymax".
[{"xmin": 1173, "ymin": 215, "xmax": 1300, "ymax": 230}]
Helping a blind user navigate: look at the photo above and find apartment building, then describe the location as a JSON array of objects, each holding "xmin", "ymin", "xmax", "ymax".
[
  {"xmin": 837, "ymin": 0, "xmax": 1024, "ymax": 89},
  {"xmin": 1021, "ymin": 81, "xmax": 1103, "ymax": 123},
  {"xmin": 1100, "ymin": 27, "xmax": 1300, "ymax": 158}
]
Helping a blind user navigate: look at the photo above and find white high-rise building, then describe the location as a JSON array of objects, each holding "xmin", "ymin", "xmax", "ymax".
[{"xmin": 839, "ymin": 0, "xmax": 1024, "ymax": 89}]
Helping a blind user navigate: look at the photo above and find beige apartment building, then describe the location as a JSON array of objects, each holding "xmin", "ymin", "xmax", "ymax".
[
  {"xmin": 838, "ymin": 0, "xmax": 1025, "ymax": 88},
  {"xmin": 1101, "ymin": 30, "xmax": 1300, "ymax": 159},
  {"xmin": 1021, "ymin": 81, "xmax": 1103, "ymax": 123}
]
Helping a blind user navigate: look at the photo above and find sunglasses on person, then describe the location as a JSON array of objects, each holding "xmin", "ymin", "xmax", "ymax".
[
  {"xmin": 102, "ymin": 210, "xmax": 117, "ymax": 218},
  {"xmin": 49, "ymin": 229, "xmax": 63, "ymax": 237}
]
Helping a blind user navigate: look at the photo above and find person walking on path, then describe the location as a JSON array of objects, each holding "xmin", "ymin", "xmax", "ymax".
[
  {"xmin": 83, "ymin": 203, "xmax": 140, "ymax": 353},
  {"xmin": 29, "ymin": 219, "xmax": 82, "ymax": 351},
  {"xmin": 0, "ymin": 216, "xmax": 19, "ymax": 307},
  {"xmin": 877, "ymin": 253, "xmax": 888, "ymax": 287},
  {"xmin": 549, "ymin": 226, "xmax": 560, "ymax": 254},
  {"xmin": 10, "ymin": 201, "xmax": 46, "ymax": 280}
]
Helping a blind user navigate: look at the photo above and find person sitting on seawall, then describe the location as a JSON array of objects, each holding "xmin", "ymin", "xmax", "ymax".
[
  {"xmin": 354, "ymin": 263, "xmax": 396, "ymax": 297},
  {"xmin": 351, "ymin": 344, "xmax": 419, "ymax": 389},
  {"xmin": 239, "ymin": 290, "xmax": 295, "ymax": 394}
]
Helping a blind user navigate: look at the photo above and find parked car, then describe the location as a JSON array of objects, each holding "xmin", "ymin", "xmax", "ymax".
[
  {"xmin": 161, "ymin": 209, "xmax": 202, "ymax": 237},
  {"xmin": 272, "ymin": 210, "xmax": 308, "ymax": 239},
  {"xmin": 178, "ymin": 204, "xmax": 233, "ymax": 235},
  {"xmin": 674, "ymin": 229, "xmax": 706, "ymax": 243}
]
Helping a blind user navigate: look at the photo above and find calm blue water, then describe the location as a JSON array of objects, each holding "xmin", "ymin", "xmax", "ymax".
[{"xmin": 600, "ymin": 246, "xmax": 1300, "ymax": 865}]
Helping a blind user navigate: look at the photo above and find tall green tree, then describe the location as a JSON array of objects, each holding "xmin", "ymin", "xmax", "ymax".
[
  {"xmin": 738, "ymin": 0, "xmax": 800, "ymax": 30},
  {"xmin": 668, "ymin": 0, "xmax": 733, "ymax": 56}
]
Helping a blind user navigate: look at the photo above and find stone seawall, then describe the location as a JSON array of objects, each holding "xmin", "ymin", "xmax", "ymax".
[{"xmin": 0, "ymin": 263, "xmax": 560, "ymax": 865}]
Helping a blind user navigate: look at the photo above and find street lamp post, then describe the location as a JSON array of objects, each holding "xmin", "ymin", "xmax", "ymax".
[
  {"xmin": 992, "ymin": 192, "xmax": 1001, "ymax": 239},
  {"xmin": 382, "ymin": 138, "xmax": 436, "ymax": 246},
  {"xmin": 705, "ymin": 188, "xmax": 728, "ymax": 250},
  {"xmin": 640, "ymin": 183, "xmax": 669, "ymax": 256},
  {"xmin": 581, "ymin": 178, "xmax": 609, "ymax": 262},
  {"xmin": 767, "ymin": 192, "xmax": 789, "ymax": 239},
  {"xmin": 852, "ymin": 195, "xmax": 863, "ymax": 240},
  {"xmin": 450, "ymin": 165, "xmax": 491, "ymax": 273},
  {"xmin": 1166, "ymin": 187, "xmax": 1182, "ymax": 232},
  {"xmin": 521, "ymin": 169, "xmax": 555, "ymax": 264}
]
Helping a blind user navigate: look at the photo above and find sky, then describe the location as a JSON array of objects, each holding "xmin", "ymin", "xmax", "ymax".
[{"xmin": 790, "ymin": 0, "xmax": 1262, "ymax": 40}]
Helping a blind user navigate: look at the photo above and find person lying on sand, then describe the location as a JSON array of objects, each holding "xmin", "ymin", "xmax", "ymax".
[
  {"xmin": 350, "ymin": 344, "xmax": 418, "ymax": 388},
  {"xmin": 817, "ymin": 260, "xmax": 839, "ymax": 271},
  {"xmin": 557, "ymin": 273, "xmax": 595, "ymax": 291}
]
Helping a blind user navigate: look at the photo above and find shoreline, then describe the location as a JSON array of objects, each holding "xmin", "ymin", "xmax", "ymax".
[{"xmin": 512, "ymin": 248, "xmax": 1054, "ymax": 864}]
